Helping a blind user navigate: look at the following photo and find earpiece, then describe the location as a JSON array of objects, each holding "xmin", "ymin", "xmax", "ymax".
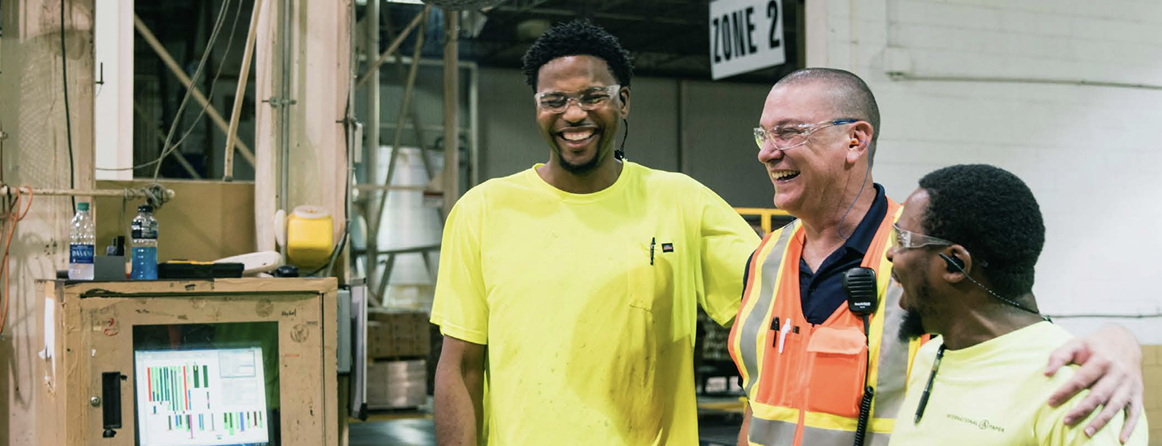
[
  {"xmin": 851, "ymin": 139, "xmax": 861, "ymax": 146},
  {"xmin": 937, "ymin": 251, "xmax": 1042, "ymax": 316},
  {"xmin": 940, "ymin": 253, "xmax": 965, "ymax": 273}
]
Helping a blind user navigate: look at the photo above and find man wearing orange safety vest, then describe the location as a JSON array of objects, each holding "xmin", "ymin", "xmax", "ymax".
[{"xmin": 729, "ymin": 68, "xmax": 1146, "ymax": 446}]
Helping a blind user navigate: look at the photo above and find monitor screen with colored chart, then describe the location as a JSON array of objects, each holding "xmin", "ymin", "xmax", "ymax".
[{"xmin": 134, "ymin": 348, "xmax": 270, "ymax": 446}]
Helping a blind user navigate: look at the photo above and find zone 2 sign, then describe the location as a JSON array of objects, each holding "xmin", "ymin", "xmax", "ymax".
[{"xmin": 709, "ymin": 0, "xmax": 786, "ymax": 80}]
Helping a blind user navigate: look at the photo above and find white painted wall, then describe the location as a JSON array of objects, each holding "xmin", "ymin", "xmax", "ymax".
[{"xmin": 809, "ymin": 0, "xmax": 1162, "ymax": 342}]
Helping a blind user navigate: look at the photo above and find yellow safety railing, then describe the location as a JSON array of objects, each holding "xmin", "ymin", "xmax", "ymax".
[{"xmin": 734, "ymin": 207, "xmax": 792, "ymax": 235}]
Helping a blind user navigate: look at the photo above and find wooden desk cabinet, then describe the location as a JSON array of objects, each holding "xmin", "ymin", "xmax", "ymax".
[{"xmin": 33, "ymin": 278, "xmax": 338, "ymax": 446}]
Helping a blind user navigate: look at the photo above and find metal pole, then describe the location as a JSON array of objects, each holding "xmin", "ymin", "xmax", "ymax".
[
  {"xmin": 133, "ymin": 14, "xmax": 257, "ymax": 167},
  {"xmin": 279, "ymin": 0, "xmax": 292, "ymax": 229},
  {"xmin": 468, "ymin": 64, "xmax": 479, "ymax": 188},
  {"xmin": 356, "ymin": 6, "xmax": 429, "ymax": 88},
  {"xmin": 369, "ymin": 8, "xmax": 427, "ymax": 302},
  {"xmin": 382, "ymin": 15, "xmax": 436, "ymax": 183},
  {"xmin": 366, "ymin": 0, "xmax": 381, "ymax": 180},
  {"xmin": 379, "ymin": 14, "xmax": 443, "ymax": 229},
  {"xmin": 375, "ymin": 253, "xmax": 395, "ymax": 305},
  {"xmin": 442, "ymin": 10, "xmax": 460, "ymax": 217},
  {"xmin": 0, "ymin": 185, "xmax": 176, "ymax": 199},
  {"xmin": 369, "ymin": 8, "xmax": 426, "ymax": 243},
  {"xmin": 365, "ymin": 0, "xmax": 381, "ymax": 284},
  {"xmin": 223, "ymin": 0, "xmax": 266, "ymax": 181},
  {"xmin": 354, "ymin": 184, "xmax": 432, "ymax": 192}
]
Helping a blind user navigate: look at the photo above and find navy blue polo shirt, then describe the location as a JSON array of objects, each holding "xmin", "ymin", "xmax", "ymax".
[
  {"xmin": 799, "ymin": 183, "xmax": 888, "ymax": 324},
  {"xmin": 740, "ymin": 184, "xmax": 890, "ymax": 325}
]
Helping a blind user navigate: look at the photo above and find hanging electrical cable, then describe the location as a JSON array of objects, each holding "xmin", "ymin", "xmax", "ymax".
[
  {"xmin": 151, "ymin": 0, "xmax": 234, "ymax": 180},
  {"xmin": 60, "ymin": 0, "xmax": 76, "ymax": 214},
  {"xmin": 95, "ymin": 0, "xmax": 244, "ymax": 177}
]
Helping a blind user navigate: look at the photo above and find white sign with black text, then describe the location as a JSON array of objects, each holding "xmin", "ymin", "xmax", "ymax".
[{"xmin": 709, "ymin": 0, "xmax": 785, "ymax": 80}]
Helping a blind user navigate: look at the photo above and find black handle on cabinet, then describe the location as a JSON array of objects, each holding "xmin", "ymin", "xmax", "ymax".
[{"xmin": 101, "ymin": 372, "xmax": 123, "ymax": 437}]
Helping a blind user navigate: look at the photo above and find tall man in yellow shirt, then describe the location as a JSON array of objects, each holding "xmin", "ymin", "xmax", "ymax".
[
  {"xmin": 730, "ymin": 68, "xmax": 1145, "ymax": 446},
  {"xmin": 885, "ymin": 163, "xmax": 1147, "ymax": 445},
  {"xmin": 430, "ymin": 21, "xmax": 759, "ymax": 445}
]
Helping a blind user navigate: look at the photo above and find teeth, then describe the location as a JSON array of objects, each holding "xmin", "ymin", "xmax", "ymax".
[
  {"xmin": 772, "ymin": 170, "xmax": 799, "ymax": 180},
  {"xmin": 562, "ymin": 130, "xmax": 594, "ymax": 141}
]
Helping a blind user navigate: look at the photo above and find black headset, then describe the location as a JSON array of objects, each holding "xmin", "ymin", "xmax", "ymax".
[
  {"xmin": 938, "ymin": 253, "xmax": 1040, "ymax": 315},
  {"xmin": 615, "ymin": 118, "xmax": 629, "ymax": 160},
  {"xmin": 939, "ymin": 253, "xmax": 964, "ymax": 273}
]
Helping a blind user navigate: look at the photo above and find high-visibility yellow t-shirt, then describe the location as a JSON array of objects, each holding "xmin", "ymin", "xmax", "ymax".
[
  {"xmin": 889, "ymin": 321, "xmax": 1148, "ymax": 446},
  {"xmin": 431, "ymin": 161, "xmax": 759, "ymax": 445}
]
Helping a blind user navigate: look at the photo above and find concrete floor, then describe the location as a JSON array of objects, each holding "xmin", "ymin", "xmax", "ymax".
[{"xmin": 349, "ymin": 397, "xmax": 744, "ymax": 446}]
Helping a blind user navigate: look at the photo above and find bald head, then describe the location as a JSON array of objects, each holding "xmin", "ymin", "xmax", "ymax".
[{"xmin": 773, "ymin": 68, "xmax": 881, "ymax": 162}]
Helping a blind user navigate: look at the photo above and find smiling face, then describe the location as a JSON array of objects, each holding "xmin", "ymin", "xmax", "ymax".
[
  {"xmin": 886, "ymin": 189, "xmax": 946, "ymax": 340},
  {"xmin": 535, "ymin": 55, "xmax": 629, "ymax": 175},
  {"xmin": 757, "ymin": 82, "xmax": 859, "ymax": 216}
]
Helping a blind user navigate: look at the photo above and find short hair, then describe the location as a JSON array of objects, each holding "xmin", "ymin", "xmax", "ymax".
[
  {"xmin": 918, "ymin": 164, "xmax": 1045, "ymax": 298},
  {"xmin": 521, "ymin": 20, "xmax": 634, "ymax": 91},
  {"xmin": 774, "ymin": 68, "xmax": 881, "ymax": 162}
]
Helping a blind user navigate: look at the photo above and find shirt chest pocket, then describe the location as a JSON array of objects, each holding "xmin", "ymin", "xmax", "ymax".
[
  {"xmin": 803, "ymin": 326, "xmax": 868, "ymax": 418},
  {"xmin": 626, "ymin": 242, "xmax": 677, "ymax": 313}
]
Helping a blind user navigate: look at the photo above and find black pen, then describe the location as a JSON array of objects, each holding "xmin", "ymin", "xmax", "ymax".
[
  {"xmin": 914, "ymin": 344, "xmax": 946, "ymax": 425},
  {"xmin": 770, "ymin": 316, "xmax": 780, "ymax": 347},
  {"xmin": 650, "ymin": 237, "xmax": 656, "ymax": 265}
]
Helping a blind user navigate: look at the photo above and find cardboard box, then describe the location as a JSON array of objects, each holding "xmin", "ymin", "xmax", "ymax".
[
  {"xmin": 367, "ymin": 309, "xmax": 431, "ymax": 359},
  {"xmin": 367, "ymin": 360, "xmax": 427, "ymax": 409}
]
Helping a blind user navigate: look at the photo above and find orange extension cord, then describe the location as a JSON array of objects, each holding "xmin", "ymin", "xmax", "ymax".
[{"xmin": 0, "ymin": 187, "xmax": 34, "ymax": 336}]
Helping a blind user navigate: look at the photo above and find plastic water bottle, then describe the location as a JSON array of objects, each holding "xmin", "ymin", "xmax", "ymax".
[
  {"xmin": 68, "ymin": 202, "xmax": 96, "ymax": 280},
  {"xmin": 131, "ymin": 205, "xmax": 159, "ymax": 280}
]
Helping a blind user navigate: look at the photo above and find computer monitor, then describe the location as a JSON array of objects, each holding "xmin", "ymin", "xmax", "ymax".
[{"xmin": 134, "ymin": 347, "xmax": 270, "ymax": 446}]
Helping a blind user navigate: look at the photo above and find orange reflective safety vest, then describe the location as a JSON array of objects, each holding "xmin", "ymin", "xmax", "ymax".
[{"xmin": 728, "ymin": 200, "xmax": 924, "ymax": 446}]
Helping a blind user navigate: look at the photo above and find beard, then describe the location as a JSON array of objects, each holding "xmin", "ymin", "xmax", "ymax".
[
  {"xmin": 898, "ymin": 310, "xmax": 927, "ymax": 342},
  {"xmin": 559, "ymin": 152, "xmax": 603, "ymax": 174},
  {"xmin": 557, "ymin": 143, "xmax": 607, "ymax": 175},
  {"xmin": 898, "ymin": 279, "xmax": 933, "ymax": 342}
]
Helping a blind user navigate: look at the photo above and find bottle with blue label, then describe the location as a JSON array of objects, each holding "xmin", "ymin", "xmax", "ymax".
[
  {"xmin": 68, "ymin": 202, "xmax": 96, "ymax": 280},
  {"xmin": 131, "ymin": 205, "xmax": 159, "ymax": 280}
]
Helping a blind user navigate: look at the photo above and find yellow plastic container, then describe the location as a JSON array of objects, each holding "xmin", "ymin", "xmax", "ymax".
[{"xmin": 286, "ymin": 205, "xmax": 334, "ymax": 270}]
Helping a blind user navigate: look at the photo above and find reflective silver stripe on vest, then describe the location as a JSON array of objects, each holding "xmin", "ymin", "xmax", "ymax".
[
  {"xmin": 748, "ymin": 417, "xmax": 893, "ymax": 446},
  {"xmin": 739, "ymin": 223, "xmax": 797, "ymax": 396},
  {"xmin": 801, "ymin": 424, "xmax": 891, "ymax": 446},
  {"xmin": 747, "ymin": 417, "xmax": 797, "ymax": 446},
  {"xmin": 871, "ymin": 282, "xmax": 909, "ymax": 420}
]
